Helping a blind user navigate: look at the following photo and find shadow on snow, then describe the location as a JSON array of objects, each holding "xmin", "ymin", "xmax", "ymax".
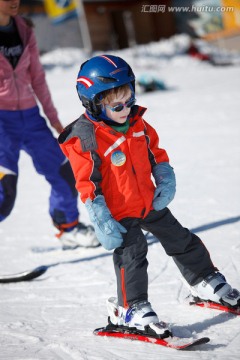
[{"xmin": 37, "ymin": 214, "xmax": 240, "ymax": 269}]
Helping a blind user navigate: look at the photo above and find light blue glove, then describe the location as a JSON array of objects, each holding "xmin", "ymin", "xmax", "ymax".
[
  {"xmin": 85, "ymin": 195, "xmax": 127, "ymax": 251},
  {"xmin": 152, "ymin": 162, "xmax": 176, "ymax": 211}
]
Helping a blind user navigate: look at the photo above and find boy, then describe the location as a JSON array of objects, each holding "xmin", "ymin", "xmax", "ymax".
[{"xmin": 58, "ymin": 55, "xmax": 240, "ymax": 335}]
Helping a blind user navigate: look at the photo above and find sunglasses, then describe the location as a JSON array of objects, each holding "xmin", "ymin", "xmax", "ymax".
[{"xmin": 105, "ymin": 98, "xmax": 136, "ymax": 112}]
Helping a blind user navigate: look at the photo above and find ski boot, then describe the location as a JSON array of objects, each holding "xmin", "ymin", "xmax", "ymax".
[
  {"xmin": 106, "ymin": 297, "xmax": 171, "ymax": 338},
  {"xmin": 190, "ymin": 272, "xmax": 240, "ymax": 308},
  {"xmin": 56, "ymin": 222, "xmax": 100, "ymax": 250}
]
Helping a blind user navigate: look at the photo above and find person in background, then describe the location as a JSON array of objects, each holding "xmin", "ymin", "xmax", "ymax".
[
  {"xmin": 0, "ymin": 0, "xmax": 99, "ymax": 249},
  {"xmin": 59, "ymin": 54, "xmax": 240, "ymax": 335}
]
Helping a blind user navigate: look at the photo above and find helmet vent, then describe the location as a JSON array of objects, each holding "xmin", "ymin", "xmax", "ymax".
[
  {"xmin": 128, "ymin": 66, "xmax": 134, "ymax": 77},
  {"xmin": 96, "ymin": 76, "xmax": 117, "ymax": 83}
]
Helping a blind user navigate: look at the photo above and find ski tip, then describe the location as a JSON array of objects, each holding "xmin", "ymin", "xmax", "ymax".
[
  {"xmin": 179, "ymin": 336, "xmax": 210, "ymax": 350},
  {"xmin": 34, "ymin": 265, "xmax": 48, "ymax": 274},
  {"xmin": 203, "ymin": 337, "xmax": 210, "ymax": 343},
  {"xmin": 0, "ymin": 265, "xmax": 48, "ymax": 284}
]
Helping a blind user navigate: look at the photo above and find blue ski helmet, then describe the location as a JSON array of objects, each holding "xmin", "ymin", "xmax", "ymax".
[{"xmin": 76, "ymin": 55, "xmax": 135, "ymax": 117}]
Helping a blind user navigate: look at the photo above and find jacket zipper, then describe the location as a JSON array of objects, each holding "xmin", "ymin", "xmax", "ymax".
[{"xmin": 13, "ymin": 71, "xmax": 20, "ymax": 110}]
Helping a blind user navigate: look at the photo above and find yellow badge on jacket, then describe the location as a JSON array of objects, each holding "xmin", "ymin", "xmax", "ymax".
[{"xmin": 111, "ymin": 150, "xmax": 126, "ymax": 167}]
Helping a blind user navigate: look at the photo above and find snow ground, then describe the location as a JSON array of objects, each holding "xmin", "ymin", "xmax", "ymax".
[{"xmin": 0, "ymin": 36, "xmax": 240, "ymax": 359}]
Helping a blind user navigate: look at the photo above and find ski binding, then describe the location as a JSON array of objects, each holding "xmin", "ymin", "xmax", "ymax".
[
  {"xmin": 94, "ymin": 319, "xmax": 210, "ymax": 350},
  {"xmin": 189, "ymin": 295, "xmax": 240, "ymax": 315}
]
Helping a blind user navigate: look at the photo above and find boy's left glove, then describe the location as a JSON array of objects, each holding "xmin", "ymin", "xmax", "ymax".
[
  {"xmin": 85, "ymin": 195, "xmax": 127, "ymax": 251},
  {"xmin": 152, "ymin": 162, "xmax": 176, "ymax": 211}
]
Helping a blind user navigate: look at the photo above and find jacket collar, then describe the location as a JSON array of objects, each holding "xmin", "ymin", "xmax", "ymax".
[
  {"xmin": 13, "ymin": 15, "xmax": 30, "ymax": 47},
  {"xmin": 130, "ymin": 105, "xmax": 147, "ymax": 119}
]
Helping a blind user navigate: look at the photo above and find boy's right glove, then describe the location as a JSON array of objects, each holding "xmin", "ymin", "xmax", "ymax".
[
  {"xmin": 85, "ymin": 195, "xmax": 127, "ymax": 251},
  {"xmin": 152, "ymin": 162, "xmax": 176, "ymax": 211}
]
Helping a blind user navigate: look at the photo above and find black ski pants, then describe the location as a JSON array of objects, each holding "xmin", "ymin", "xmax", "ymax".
[{"xmin": 114, "ymin": 208, "xmax": 217, "ymax": 307}]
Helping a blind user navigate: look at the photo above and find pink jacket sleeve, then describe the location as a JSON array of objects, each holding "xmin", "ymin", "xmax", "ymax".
[{"xmin": 28, "ymin": 29, "xmax": 62, "ymax": 128}]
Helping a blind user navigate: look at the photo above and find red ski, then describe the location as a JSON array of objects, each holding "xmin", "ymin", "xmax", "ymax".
[
  {"xmin": 189, "ymin": 298, "xmax": 240, "ymax": 315},
  {"xmin": 94, "ymin": 327, "xmax": 210, "ymax": 350}
]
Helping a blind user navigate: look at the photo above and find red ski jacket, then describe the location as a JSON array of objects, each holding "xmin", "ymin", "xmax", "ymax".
[{"xmin": 59, "ymin": 106, "xmax": 169, "ymax": 221}]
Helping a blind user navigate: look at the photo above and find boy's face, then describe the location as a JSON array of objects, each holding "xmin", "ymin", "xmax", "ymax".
[{"xmin": 104, "ymin": 88, "xmax": 132, "ymax": 124}]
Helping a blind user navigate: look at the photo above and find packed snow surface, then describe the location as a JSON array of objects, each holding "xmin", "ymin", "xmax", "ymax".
[{"xmin": 1, "ymin": 36, "xmax": 240, "ymax": 359}]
